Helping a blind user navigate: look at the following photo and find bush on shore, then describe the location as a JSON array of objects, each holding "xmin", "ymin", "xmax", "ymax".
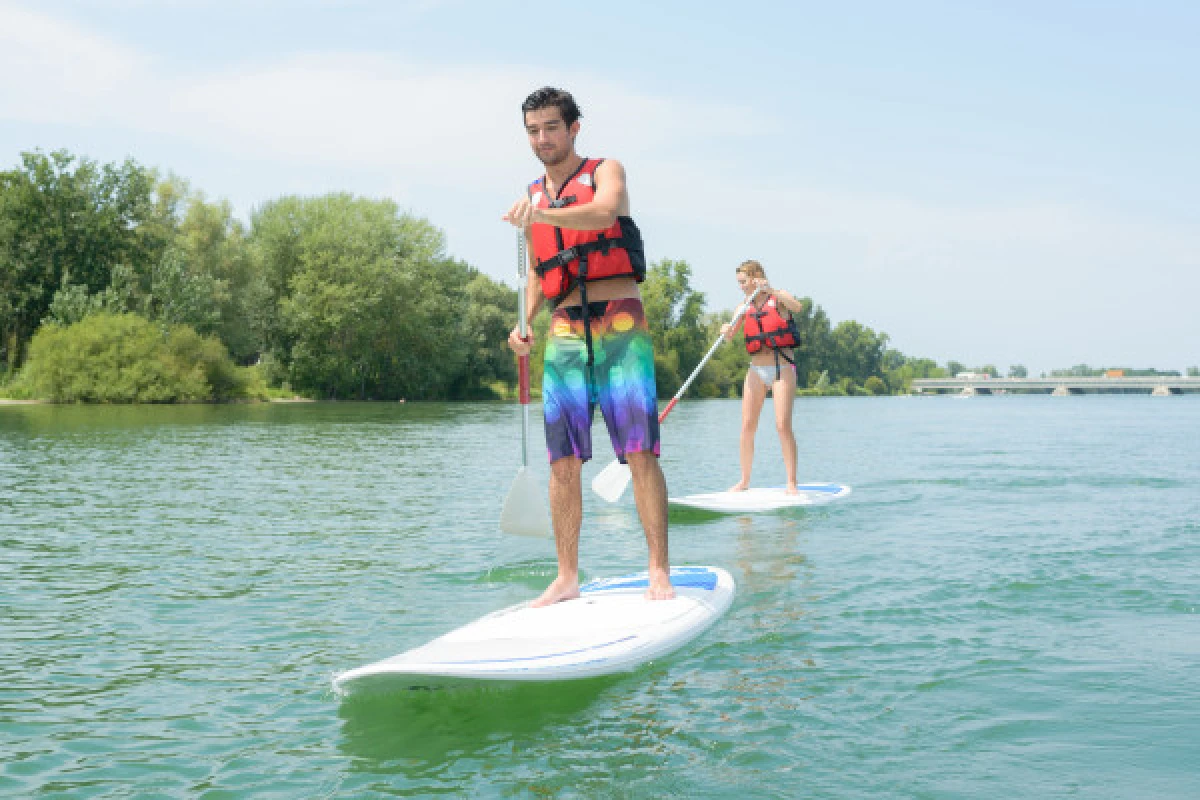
[{"xmin": 13, "ymin": 312, "xmax": 260, "ymax": 403}]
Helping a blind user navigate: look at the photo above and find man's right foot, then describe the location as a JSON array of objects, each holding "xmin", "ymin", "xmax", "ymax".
[{"xmin": 530, "ymin": 575, "xmax": 580, "ymax": 608}]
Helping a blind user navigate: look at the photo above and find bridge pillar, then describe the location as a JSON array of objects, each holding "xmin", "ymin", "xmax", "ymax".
[{"xmin": 1052, "ymin": 386, "xmax": 1070, "ymax": 396}]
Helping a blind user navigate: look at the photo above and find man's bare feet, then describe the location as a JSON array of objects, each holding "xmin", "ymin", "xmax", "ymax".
[
  {"xmin": 645, "ymin": 568, "xmax": 675, "ymax": 601},
  {"xmin": 530, "ymin": 575, "xmax": 580, "ymax": 608},
  {"xmin": 727, "ymin": 480, "xmax": 749, "ymax": 492}
]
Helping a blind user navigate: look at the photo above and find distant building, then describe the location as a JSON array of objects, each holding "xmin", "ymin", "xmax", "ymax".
[
  {"xmin": 956, "ymin": 372, "xmax": 990, "ymax": 380},
  {"xmin": 1105, "ymin": 369, "xmax": 1125, "ymax": 378}
]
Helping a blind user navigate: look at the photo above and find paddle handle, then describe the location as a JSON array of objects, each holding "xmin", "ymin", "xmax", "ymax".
[
  {"xmin": 657, "ymin": 287, "xmax": 761, "ymax": 424},
  {"xmin": 516, "ymin": 230, "xmax": 532, "ymax": 406},
  {"xmin": 516, "ymin": 230, "xmax": 529, "ymax": 338}
]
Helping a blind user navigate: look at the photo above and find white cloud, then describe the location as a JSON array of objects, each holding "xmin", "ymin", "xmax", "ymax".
[{"xmin": 0, "ymin": 3, "xmax": 145, "ymax": 124}]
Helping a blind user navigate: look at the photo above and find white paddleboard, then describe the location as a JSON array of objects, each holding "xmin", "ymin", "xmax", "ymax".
[
  {"xmin": 669, "ymin": 483, "xmax": 851, "ymax": 514},
  {"xmin": 332, "ymin": 565, "xmax": 735, "ymax": 694}
]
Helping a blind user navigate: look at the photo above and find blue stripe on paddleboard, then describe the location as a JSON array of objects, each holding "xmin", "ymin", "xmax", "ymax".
[
  {"xmin": 581, "ymin": 569, "xmax": 717, "ymax": 593},
  {"xmin": 787, "ymin": 484, "xmax": 844, "ymax": 493},
  {"xmin": 430, "ymin": 635, "xmax": 638, "ymax": 666}
]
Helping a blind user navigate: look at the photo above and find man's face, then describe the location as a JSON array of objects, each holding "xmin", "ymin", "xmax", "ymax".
[{"xmin": 524, "ymin": 107, "xmax": 577, "ymax": 167}]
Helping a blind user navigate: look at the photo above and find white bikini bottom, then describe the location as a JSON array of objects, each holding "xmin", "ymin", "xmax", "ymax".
[{"xmin": 749, "ymin": 362, "xmax": 795, "ymax": 387}]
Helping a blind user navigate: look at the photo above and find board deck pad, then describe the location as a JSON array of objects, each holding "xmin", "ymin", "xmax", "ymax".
[
  {"xmin": 668, "ymin": 483, "xmax": 851, "ymax": 514},
  {"xmin": 332, "ymin": 565, "xmax": 735, "ymax": 694}
]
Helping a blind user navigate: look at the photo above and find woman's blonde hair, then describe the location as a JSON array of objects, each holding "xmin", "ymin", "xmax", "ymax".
[{"xmin": 736, "ymin": 259, "xmax": 766, "ymax": 280}]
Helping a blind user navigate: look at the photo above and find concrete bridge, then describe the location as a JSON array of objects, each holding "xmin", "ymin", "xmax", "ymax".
[{"xmin": 912, "ymin": 376, "xmax": 1200, "ymax": 396}]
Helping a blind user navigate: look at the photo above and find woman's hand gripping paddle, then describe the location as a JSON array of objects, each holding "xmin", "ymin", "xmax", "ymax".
[
  {"xmin": 591, "ymin": 287, "xmax": 762, "ymax": 503},
  {"xmin": 500, "ymin": 230, "xmax": 552, "ymax": 536}
]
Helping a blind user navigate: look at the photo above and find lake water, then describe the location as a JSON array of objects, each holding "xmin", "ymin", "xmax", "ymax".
[{"xmin": 2, "ymin": 397, "xmax": 1198, "ymax": 798}]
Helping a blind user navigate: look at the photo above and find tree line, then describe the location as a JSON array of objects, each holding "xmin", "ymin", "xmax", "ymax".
[{"xmin": 1, "ymin": 149, "xmax": 954, "ymax": 403}]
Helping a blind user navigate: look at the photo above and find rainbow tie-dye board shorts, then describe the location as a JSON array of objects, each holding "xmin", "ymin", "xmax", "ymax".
[{"xmin": 542, "ymin": 297, "xmax": 661, "ymax": 464}]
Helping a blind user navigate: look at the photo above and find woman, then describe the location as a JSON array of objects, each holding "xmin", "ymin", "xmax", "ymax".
[{"xmin": 721, "ymin": 260, "xmax": 806, "ymax": 494}]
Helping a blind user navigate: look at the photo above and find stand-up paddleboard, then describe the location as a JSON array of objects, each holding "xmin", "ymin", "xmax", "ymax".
[
  {"xmin": 669, "ymin": 483, "xmax": 851, "ymax": 514},
  {"xmin": 332, "ymin": 566, "xmax": 735, "ymax": 695}
]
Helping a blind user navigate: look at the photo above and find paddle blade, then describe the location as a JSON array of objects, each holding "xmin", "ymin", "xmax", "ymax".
[
  {"xmin": 592, "ymin": 459, "xmax": 632, "ymax": 503},
  {"xmin": 500, "ymin": 466, "xmax": 551, "ymax": 537}
]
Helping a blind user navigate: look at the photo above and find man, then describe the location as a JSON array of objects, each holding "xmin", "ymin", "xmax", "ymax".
[{"xmin": 504, "ymin": 86, "xmax": 673, "ymax": 606}]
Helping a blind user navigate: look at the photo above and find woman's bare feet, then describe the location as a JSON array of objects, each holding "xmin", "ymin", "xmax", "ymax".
[
  {"xmin": 645, "ymin": 567, "xmax": 675, "ymax": 600},
  {"xmin": 530, "ymin": 574, "xmax": 580, "ymax": 608},
  {"xmin": 727, "ymin": 480, "xmax": 750, "ymax": 492},
  {"xmin": 785, "ymin": 483, "xmax": 799, "ymax": 495}
]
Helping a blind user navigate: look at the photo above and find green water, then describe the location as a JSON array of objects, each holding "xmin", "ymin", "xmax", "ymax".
[{"xmin": 2, "ymin": 398, "xmax": 1198, "ymax": 798}]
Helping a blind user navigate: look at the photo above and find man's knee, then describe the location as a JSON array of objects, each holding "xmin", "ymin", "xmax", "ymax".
[
  {"xmin": 549, "ymin": 456, "xmax": 583, "ymax": 481},
  {"xmin": 624, "ymin": 450, "xmax": 660, "ymax": 475}
]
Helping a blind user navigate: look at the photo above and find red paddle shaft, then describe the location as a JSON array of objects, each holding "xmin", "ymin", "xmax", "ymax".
[{"xmin": 518, "ymin": 352, "xmax": 530, "ymax": 405}]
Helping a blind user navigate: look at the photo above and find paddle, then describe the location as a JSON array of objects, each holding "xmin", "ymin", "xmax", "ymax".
[
  {"xmin": 499, "ymin": 230, "xmax": 552, "ymax": 537},
  {"xmin": 591, "ymin": 287, "xmax": 762, "ymax": 503}
]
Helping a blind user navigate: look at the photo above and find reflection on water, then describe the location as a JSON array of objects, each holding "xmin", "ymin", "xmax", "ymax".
[{"xmin": 337, "ymin": 678, "xmax": 619, "ymax": 768}]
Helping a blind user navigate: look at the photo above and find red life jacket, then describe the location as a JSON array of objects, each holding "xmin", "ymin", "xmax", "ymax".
[
  {"xmin": 744, "ymin": 295, "xmax": 800, "ymax": 354},
  {"xmin": 528, "ymin": 158, "xmax": 645, "ymax": 303}
]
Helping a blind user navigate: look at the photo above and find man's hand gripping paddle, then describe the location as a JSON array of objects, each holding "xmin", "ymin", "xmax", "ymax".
[
  {"xmin": 500, "ymin": 230, "xmax": 552, "ymax": 536},
  {"xmin": 591, "ymin": 287, "xmax": 762, "ymax": 503}
]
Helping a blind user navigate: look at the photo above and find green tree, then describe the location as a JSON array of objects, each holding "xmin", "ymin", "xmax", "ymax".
[
  {"xmin": 250, "ymin": 194, "xmax": 504, "ymax": 400},
  {"xmin": 1008, "ymin": 364, "xmax": 1028, "ymax": 378},
  {"xmin": 864, "ymin": 375, "xmax": 887, "ymax": 395},
  {"xmin": 640, "ymin": 258, "xmax": 707, "ymax": 397},
  {"xmin": 883, "ymin": 355, "xmax": 945, "ymax": 393},
  {"xmin": 459, "ymin": 271, "xmax": 519, "ymax": 397},
  {"xmin": 828, "ymin": 319, "xmax": 887, "ymax": 385},
  {"xmin": 0, "ymin": 150, "xmax": 171, "ymax": 374},
  {"xmin": 788, "ymin": 298, "xmax": 830, "ymax": 387},
  {"xmin": 165, "ymin": 191, "xmax": 256, "ymax": 361}
]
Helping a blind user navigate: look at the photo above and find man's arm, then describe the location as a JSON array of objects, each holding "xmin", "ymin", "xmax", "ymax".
[{"xmin": 533, "ymin": 159, "xmax": 629, "ymax": 231}]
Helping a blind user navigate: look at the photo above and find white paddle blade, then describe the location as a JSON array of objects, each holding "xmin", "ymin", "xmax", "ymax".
[
  {"xmin": 592, "ymin": 459, "xmax": 632, "ymax": 503},
  {"xmin": 500, "ymin": 466, "xmax": 551, "ymax": 537}
]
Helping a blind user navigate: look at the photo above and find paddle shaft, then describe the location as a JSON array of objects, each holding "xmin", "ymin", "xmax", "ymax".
[
  {"xmin": 517, "ymin": 231, "xmax": 531, "ymax": 466},
  {"xmin": 657, "ymin": 287, "xmax": 762, "ymax": 423}
]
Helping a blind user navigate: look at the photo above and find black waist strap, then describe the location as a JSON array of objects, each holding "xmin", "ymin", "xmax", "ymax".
[
  {"xmin": 562, "ymin": 301, "xmax": 611, "ymax": 321},
  {"xmin": 773, "ymin": 348, "xmax": 795, "ymax": 381},
  {"xmin": 534, "ymin": 234, "xmax": 636, "ymax": 276}
]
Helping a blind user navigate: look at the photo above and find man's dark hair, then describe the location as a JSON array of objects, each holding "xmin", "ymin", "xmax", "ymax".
[{"xmin": 521, "ymin": 87, "xmax": 582, "ymax": 127}]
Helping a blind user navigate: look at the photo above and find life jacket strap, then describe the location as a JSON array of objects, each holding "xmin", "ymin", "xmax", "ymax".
[{"xmin": 533, "ymin": 235, "xmax": 637, "ymax": 276}]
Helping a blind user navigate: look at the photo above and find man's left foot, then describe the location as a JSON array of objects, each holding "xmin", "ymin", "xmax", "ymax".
[
  {"xmin": 530, "ymin": 575, "xmax": 580, "ymax": 608},
  {"xmin": 645, "ymin": 568, "xmax": 675, "ymax": 601}
]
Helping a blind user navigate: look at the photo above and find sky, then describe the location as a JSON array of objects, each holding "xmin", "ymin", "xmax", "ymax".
[{"xmin": 2, "ymin": 0, "xmax": 1198, "ymax": 375}]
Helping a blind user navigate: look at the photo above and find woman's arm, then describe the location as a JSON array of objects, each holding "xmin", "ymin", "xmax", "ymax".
[{"xmin": 754, "ymin": 279, "xmax": 805, "ymax": 314}]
